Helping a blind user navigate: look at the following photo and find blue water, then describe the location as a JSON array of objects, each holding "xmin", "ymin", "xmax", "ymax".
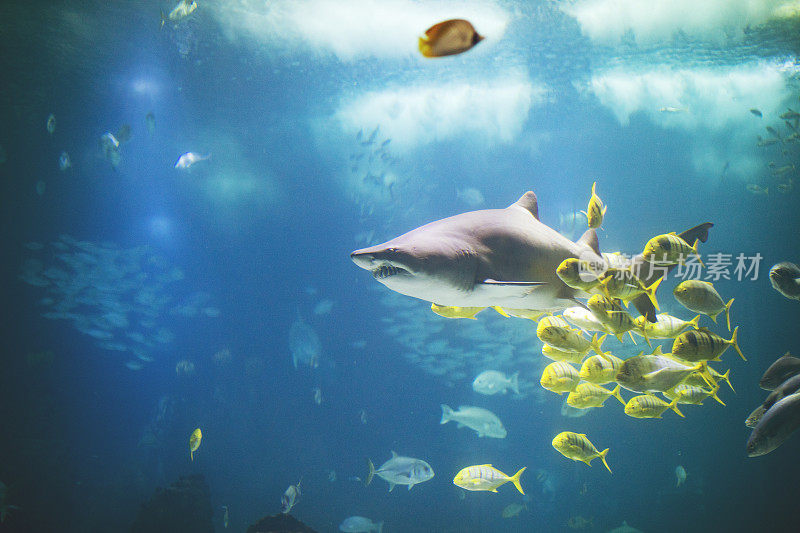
[{"xmin": 1, "ymin": 1, "xmax": 799, "ymax": 532}]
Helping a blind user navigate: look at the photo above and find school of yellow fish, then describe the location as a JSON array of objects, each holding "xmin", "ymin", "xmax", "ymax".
[{"xmin": 437, "ymin": 181, "xmax": 745, "ymax": 477}]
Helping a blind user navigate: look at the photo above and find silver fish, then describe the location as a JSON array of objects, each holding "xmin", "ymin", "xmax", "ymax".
[
  {"xmin": 747, "ymin": 391, "xmax": 800, "ymax": 457},
  {"xmin": 440, "ymin": 404, "xmax": 506, "ymax": 438},
  {"xmin": 759, "ymin": 352, "xmax": 800, "ymax": 390},
  {"xmin": 747, "ymin": 374, "xmax": 800, "ymax": 428},
  {"xmin": 769, "ymin": 262, "xmax": 800, "ymax": 300},
  {"xmin": 365, "ymin": 451, "xmax": 434, "ymax": 491},
  {"xmin": 280, "ymin": 479, "xmax": 301, "ymax": 513}
]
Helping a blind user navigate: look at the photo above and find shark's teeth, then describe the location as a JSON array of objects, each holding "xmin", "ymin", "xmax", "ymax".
[{"xmin": 373, "ymin": 265, "xmax": 403, "ymax": 279}]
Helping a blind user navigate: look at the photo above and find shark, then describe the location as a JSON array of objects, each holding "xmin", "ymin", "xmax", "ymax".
[{"xmin": 350, "ymin": 191, "xmax": 712, "ymax": 321}]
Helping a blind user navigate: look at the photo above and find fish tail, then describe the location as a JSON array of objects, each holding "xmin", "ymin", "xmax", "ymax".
[
  {"xmin": 668, "ymin": 397, "xmax": 685, "ymax": 418},
  {"xmin": 190, "ymin": 449, "xmax": 194, "ymax": 462},
  {"xmin": 708, "ymin": 312, "xmax": 718, "ymax": 324},
  {"xmin": 645, "ymin": 277, "xmax": 663, "ymax": 312},
  {"xmin": 510, "ymin": 372, "xmax": 520, "ymax": 395},
  {"xmin": 687, "ymin": 315, "xmax": 702, "ymax": 330},
  {"xmin": 591, "ymin": 333, "xmax": 608, "ymax": 356},
  {"xmin": 724, "ymin": 298, "xmax": 734, "ymax": 332},
  {"xmin": 591, "ymin": 182, "xmax": 597, "ymax": 195},
  {"xmin": 418, "ymin": 37, "xmax": 433, "ymax": 57},
  {"xmin": 729, "ymin": 326, "xmax": 745, "ymax": 361},
  {"xmin": 710, "ymin": 384, "xmax": 726, "ymax": 406},
  {"xmin": 696, "ymin": 362, "xmax": 717, "ymax": 388},
  {"xmin": 610, "ymin": 384, "xmax": 625, "ymax": 406},
  {"xmin": 720, "ymin": 369, "xmax": 735, "ymax": 393},
  {"xmin": 510, "ymin": 467, "xmax": 526, "ymax": 495},
  {"xmin": 598, "ymin": 448, "xmax": 612, "ymax": 474},
  {"xmin": 365, "ymin": 458, "xmax": 375, "ymax": 486},
  {"xmin": 440, "ymin": 404, "xmax": 453, "ymax": 424},
  {"xmin": 691, "ymin": 239, "xmax": 705, "ymax": 267}
]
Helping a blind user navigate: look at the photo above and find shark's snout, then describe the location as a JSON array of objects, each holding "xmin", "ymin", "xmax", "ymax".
[{"xmin": 350, "ymin": 247, "xmax": 412, "ymax": 280}]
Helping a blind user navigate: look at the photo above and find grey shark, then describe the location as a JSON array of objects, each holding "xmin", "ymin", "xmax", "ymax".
[{"xmin": 350, "ymin": 191, "xmax": 712, "ymax": 320}]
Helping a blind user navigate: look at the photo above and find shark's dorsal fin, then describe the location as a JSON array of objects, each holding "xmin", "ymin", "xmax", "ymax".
[
  {"xmin": 511, "ymin": 192, "xmax": 539, "ymax": 220},
  {"xmin": 577, "ymin": 229, "xmax": 600, "ymax": 256}
]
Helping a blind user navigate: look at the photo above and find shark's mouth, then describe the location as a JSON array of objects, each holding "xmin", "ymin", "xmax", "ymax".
[{"xmin": 372, "ymin": 264, "xmax": 408, "ymax": 279}]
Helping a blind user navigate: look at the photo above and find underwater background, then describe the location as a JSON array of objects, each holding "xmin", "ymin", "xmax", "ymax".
[{"xmin": 1, "ymin": 1, "xmax": 800, "ymax": 531}]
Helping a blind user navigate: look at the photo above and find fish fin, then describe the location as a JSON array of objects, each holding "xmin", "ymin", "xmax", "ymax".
[
  {"xmin": 708, "ymin": 312, "xmax": 718, "ymax": 324},
  {"xmin": 644, "ymin": 277, "xmax": 663, "ymax": 311},
  {"xmin": 678, "ymin": 222, "xmax": 713, "ymax": 245},
  {"xmin": 730, "ymin": 326, "xmax": 745, "ymax": 361},
  {"xmin": 440, "ymin": 404, "xmax": 453, "ymax": 424},
  {"xmin": 687, "ymin": 315, "xmax": 702, "ymax": 330},
  {"xmin": 611, "ymin": 384, "xmax": 626, "ymax": 405},
  {"xmin": 190, "ymin": 449, "xmax": 194, "ymax": 462},
  {"xmin": 490, "ymin": 488, "xmax": 498, "ymax": 492},
  {"xmin": 591, "ymin": 333, "xmax": 608, "ymax": 356},
  {"xmin": 631, "ymin": 294, "xmax": 657, "ymax": 323},
  {"xmin": 492, "ymin": 306, "xmax": 510, "ymax": 318},
  {"xmin": 724, "ymin": 298, "xmax": 734, "ymax": 332},
  {"xmin": 366, "ymin": 458, "xmax": 375, "ymax": 486},
  {"xmin": 510, "ymin": 371, "xmax": 520, "ymax": 395},
  {"xmin": 510, "ymin": 466, "xmax": 526, "ymax": 495},
  {"xmin": 388, "ymin": 482, "xmax": 396, "ymax": 492},
  {"xmin": 598, "ymin": 449, "xmax": 612, "ymax": 474},
  {"xmin": 668, "ymin": 397, "xmax": 685, "ymax": 418},
  {"xmin": 511, "ymin": 191, "xmax": 539, "ymax": 220},
  {"xmin": 711, "ymin": 384, "xmax": 726, "ymax": 406},
  {"xmin": 720, "ymin": 369, "xmax": 735, "ymax": 393},
  {"xmin": 478, "ymin": 280, "xmax": 547, "ymax": 299},
  {"xmin": 408, "ymin": 483, "xmax": 415, "ymax": 490},
  {"xmin": 577, "ymin": 228, "xmax": 601, "ymax": 256},
  {"xmin": 390, "ymin": 450, "xmax": 398, "ymax": 458}
]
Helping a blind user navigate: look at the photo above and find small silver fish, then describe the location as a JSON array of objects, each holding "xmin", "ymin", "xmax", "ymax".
[
  {"xmin": 58, "ymin": 151, "xmax": 71, "ymax": 171},
  {"xmin": 174, "ymin": 152, "xmax": 211, "ymax": 170},
  {"xmin": 46, "ymin": 114, "xmax": 56, "ymax": 134},
  {"xmin": 280, "ymin": 479, "xmax": 301, "ymax": 513}
]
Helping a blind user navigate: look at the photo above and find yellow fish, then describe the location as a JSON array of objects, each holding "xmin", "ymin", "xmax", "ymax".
[
  {"xmin": 552, "ymin": 432, "xmax": 611, "ymax": 473},
  {"xmin": 624, "ymin": 394, "xmax": 684, "ymax": 418},
  {"xmin": 664, "ymin": 383, "xmax": 726, "ymax": 406},
  {"xmin": 600, "ymin": 269, "xmax": 662, "ymax": 311},
  {"xmin": 567, "ymin": 383, "xmax": 625, "ymax": 409},
  {"xmin": 672, "ymin": 327, "xmax": 745, "ymax": 362},
  {"xmin": 642, "ymin": 232, "xmax": 704, "ymax": 267},
  {"xmin": 578, "ymin": 353, "xmax": 624, "ymax": 384},
  {"xmin": 673, "ymin": 280, "xmax": 734, "ymax": 331},
  {"xmin": 556, "ymin": 257, "xmax": 604, "ymax": 292},
  {"xmin": 586, "ymin": 294, "xmax": 641, "ymax": 344},
  {"xmin": 419, "ymin": 19, "xmax": 484, "ymax": 58},
  {"xmin": 633, "ymin": 313, "xmax": 701, "ymax": 339},
  {"xmin": 542, "ymin": 344, "xmax": 585, "ymax": 365},
  {"xmin": 581, "ymin": 182, "xmax": 606, "ymax": 229},
  {"xmin": 189, "ymin": 428, "xmax": 202, "ymax": 461},
  {"xmin": 453, "ymin": 464, "xmax": 525, "ymax": 494},
  {"xmin": 540, "ymin": 361, "xmax": 581, "ymax": 394}
]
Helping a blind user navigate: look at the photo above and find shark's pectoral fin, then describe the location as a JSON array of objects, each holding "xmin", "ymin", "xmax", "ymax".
[{"xmin": 479, "ymin": 280, "xmax": 547, "ymax": 300}]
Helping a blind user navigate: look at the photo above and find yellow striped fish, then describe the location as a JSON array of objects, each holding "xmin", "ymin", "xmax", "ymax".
[
  {"xmin": 579, "ymin": 353, "xmax": 624, "ymax": 384},
  {"xmin": 624, "ymin": 394, "xmax": 684, "ymax": 418},
  {"xmin": 587, "ymin": 294, "xmax": 641, "ymax": 343},
  {"xmin": 453, "ymin": 464, "xmax": 525, "ymax": 494},
  {"xmin": 642, "ymin": 232, "xmax": 704, "ymax": 266},
  {"xmin": 567, "ymin": 383, "xmax": 626, "ymax": 409},
  {"xmin": 540, "ymin": 361, "xmax": 581, "ymax": 394},
  {"xmin": 581, "ymin": 182, "xmax": 607, "ymax": 229},
  {"xmin": 671, "ymin": 327, "xmax": 745, "ymax": 362},
  {"xmin": 552, "ymin": 432, "xmax": 611, "ymax": 473}
]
